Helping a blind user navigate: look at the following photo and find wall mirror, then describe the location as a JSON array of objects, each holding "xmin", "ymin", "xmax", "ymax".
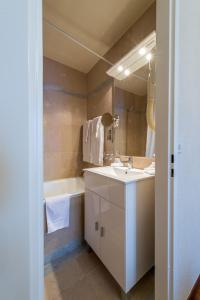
[{"xmin": 107, "ymin": 31, "xmax": 156, "ymax": 157}]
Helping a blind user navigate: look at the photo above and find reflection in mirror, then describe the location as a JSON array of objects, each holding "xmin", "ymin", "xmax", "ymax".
[
  {"xmin": 113, "ymin": 77, "xmax": 148, "ymax": 157},
  {"xmin": 107, "ymin": 32, "xmax": 156, "ymax": 158},
  {"xmin": 101, "ymin": 112, "xmax": 114, "ymax": 127},
  {"xmin": 101, "ymin": 112, "xmax": 120, "ymax": 128}
]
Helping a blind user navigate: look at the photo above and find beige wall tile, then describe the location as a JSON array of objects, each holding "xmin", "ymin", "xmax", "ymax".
[
  {"xmin": 44, "ymin": 58, "xmax": 87, "ymax": 181},
  {"xmin": 44, "ymin": 57, "xmax": 87, "ymax": 94},
  {"xmin": 87, "ymin": 84, "xmax": 113, "ymax": 119}
]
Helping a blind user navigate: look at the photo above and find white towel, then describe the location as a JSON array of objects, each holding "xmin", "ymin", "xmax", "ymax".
[
  {"xmin": 83, "ymin": 120, "xmax": 92, "ymax": 163},
  {"xmin": 91, "ymin": 116, "xmax": 104, "ymax": 166},
  {"xmin": 144, "ymin": 162, "xmax": 155, "ymax": 175},
  {"xmin": 46, "ymin": 194, "xmax": 70, "ymax": 234}
]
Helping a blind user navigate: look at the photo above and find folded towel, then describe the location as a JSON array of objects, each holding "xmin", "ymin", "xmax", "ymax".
[
  {"xmin": 46, "ymin": 194, "xmax": 70, "ymax": 234},
  {"xmin": 144, "ymin": 162, "xmax": 155, "ymax": 175},
  {"xmin": 83, "ymin": 120, "xmax": 92, "ymax": 163},
  {"xmin": 144, "ymin": 169, "xmax": 155, "ymax": 175}
]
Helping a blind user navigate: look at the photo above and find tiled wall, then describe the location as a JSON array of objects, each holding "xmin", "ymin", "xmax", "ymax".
[
  {"xmin": 87, "ymin": 82, "xmax": 113, "ymax": 120},
  {"xmin": 43, "ymin": 57, "xmax": 87, "ymax": 181},
  {"xmin": 86, "ymin": 62, "xmax": 114, "ymax": 157}
]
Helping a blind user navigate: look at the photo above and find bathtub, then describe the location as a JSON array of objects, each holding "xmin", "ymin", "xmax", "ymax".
[
  {"xmin": 44, "ymin": 177, "xmax": 85, "ymax": 199},
  {"xmin": 44, "ymin": 177, "xmax": 85, "ymax": 263}
]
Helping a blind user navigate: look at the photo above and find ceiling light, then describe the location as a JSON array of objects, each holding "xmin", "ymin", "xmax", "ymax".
[
  {"xmin": 139, "ymin": 47, "xmax": 146, "ymax": 56},
  {"xmin": 106, "ymin": 31, "xmax": 156, "ymax": 81},
  {"xmin": 117, "ymin": 65, "xmax": 124, "ymax": 72},
  {"xmin": 124, "ymin": 69, "xmax": 130, "ymax": 76},
  {"xmin": 146, "ymin": 53, "xmax": 152, "ymax": 61}
]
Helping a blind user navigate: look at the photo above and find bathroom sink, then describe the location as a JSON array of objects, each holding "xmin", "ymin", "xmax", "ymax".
[
  {"xmin": 84, "ymin": 166, "xmax": 151, "ymax": 183},
  {"xmin": 112, "ymin": 166, "xmax": 144, "ymax": 177},
  {"xmin": 84, "ymin": 164, "xmax": 155, "ymax": 293}
]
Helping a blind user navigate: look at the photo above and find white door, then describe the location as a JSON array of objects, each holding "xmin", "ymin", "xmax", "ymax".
[
  {"xmin": 171, "ymin": 1, "xmax": 200, "ymax": 299},
  {"xmin": 156, "ymin": 1, "xmax": 200, "ymax": 299},
  {"xmin": 84, "ymin": 190, "xmax": 101, "ymax": 256},
  {"xmin": 100, "ymin": 198, "xmax": 125, "ymax": 289}
]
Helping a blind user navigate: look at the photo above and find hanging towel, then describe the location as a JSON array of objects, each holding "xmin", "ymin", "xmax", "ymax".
[
  {"xmin": 83, "ymin": 120, "xmax": 92, "ymax": 163},
  {"xmin": 46, "ymin": 194, "xmax": 70, "ymax": 234},
  {"xmin": 91, "ymin": 116, "xmax": 104, "ymax": 166},
  {"xmin": 146, "ymin": 126, "xmax": 155, "ymax": 157}
]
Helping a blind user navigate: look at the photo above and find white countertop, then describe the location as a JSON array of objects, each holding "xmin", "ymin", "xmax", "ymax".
[{"xmin": 84, "ymin": 166, "xmax": 155, "ymax": 184}]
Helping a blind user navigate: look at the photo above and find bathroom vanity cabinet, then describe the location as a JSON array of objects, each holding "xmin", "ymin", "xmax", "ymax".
[{"xmin": 84, "ymin": 167, "xmax": 155, "ymax": 293}]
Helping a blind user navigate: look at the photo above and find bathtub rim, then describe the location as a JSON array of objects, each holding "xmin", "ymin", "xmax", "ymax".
[
  {"xmin": 44, "ymin": 191, "xmax": 84, "ymax": 202},
  {"xmin": 44, "ymin": 176, "xmax": 85, "ymax": 202}
]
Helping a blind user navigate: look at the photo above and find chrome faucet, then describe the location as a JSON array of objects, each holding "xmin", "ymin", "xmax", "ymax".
[{"xmin": 127, "ymin": 156, "xmax": 133, "ymax": 169}]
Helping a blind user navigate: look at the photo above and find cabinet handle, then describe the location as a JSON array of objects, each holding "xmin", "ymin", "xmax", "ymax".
[
  {"xmin": 100, "ymin": 226, "xmax": 105, "ymax": 237},
  {"xmin": 95, "ymin": 221, "xmax": 99, "ymax": 231}
]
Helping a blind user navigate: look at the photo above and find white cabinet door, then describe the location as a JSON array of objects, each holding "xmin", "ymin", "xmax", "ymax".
[
  {"xmin": 84, "ymin": 189, "xmax": 100, "ymax": 256},
  {"xmin": 100, "ymin": 198, "xmax": 125, "ymax": 289}
]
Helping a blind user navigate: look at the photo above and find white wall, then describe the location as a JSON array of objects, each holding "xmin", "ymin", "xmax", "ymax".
[
  {"xmin": 156, "ymin": 0, "xmax": 200, "ymax": 299},
  {"xmin": 173, "ymin": 0, "xmax": 200, "ymax": 299},
  {"xmin": 0, "ymin": 1, "xmax": 43, "ymax": 300}
]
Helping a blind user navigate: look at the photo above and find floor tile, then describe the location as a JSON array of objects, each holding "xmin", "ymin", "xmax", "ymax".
[
  {"xmin": 44, "ymin": 247, "xmax": 154, "ymax": 300},
  {"xmin": 53, "ymin": 259, "xmax": 83, "ymax": 291},
  {"xmin": 75, "ymin": 249, "xmax": 101, "ymax": 275},
  {"xmin": 61, "ymin": 276, "xmax": 101, "ymax": 300},
  {"xmin": 45, "ymin": 272, "xmax": 62, "ymax": 300}
]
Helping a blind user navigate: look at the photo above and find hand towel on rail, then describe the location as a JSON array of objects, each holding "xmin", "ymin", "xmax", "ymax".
[
  {"xmin": 46, "ymin": 194, "xmax": 70, "ymax": 234},
  {"xmin": 91, "ymin": 116, "xmax": 104, "ymax": 166},
  {"xmin": 83, "ymin": 120, "xmax": 92, "ymax": 163}
]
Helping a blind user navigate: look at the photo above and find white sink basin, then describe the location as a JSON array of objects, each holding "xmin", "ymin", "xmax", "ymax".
[
  {"xmin": 112, "ymin": 166, "xmax": 144, "ymax": 177},
  {"xmin": 84, "ymin": 166, "xmax": 155, "ymax": 183},
  {"xmin": 85, "ymin": 166, "xmax": 148, "ymax": 182}
]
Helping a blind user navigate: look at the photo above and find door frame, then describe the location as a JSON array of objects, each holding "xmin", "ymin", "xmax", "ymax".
[
  {"xmin": 155, "ymin": 0, "xmax": 176, "ymax": 299},
  {"xmin": 28, "ymin": 0, "xmax": 43, "ymax": 299},
  {"xmin": 29, "ymin": 0, "xmax": 176, "ymax": 299}
]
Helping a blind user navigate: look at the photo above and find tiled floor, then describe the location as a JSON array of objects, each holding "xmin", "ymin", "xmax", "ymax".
[{"xmin": 45, "ymin": 246, "xmax": 154, "ymax": 300}]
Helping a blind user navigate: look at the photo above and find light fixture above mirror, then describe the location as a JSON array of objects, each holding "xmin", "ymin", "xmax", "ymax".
[{"xmin": 106, "ymin": 31, "xmax": 156, "ymax": 81}]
